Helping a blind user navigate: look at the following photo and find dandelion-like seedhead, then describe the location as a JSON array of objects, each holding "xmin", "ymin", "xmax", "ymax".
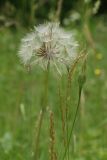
[{"xmin": 18, "ymin": 22, "xmax": 78, "ymax": 75}]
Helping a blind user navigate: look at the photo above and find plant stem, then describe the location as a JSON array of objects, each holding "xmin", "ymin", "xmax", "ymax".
[
  {"xmin": 58, "ymin": 86, "xmax": 66, "ymax": 147},
  {"xmin": 34, "ymin": 64, "xmax": 50, "ymax": 160},
  {"xmin": 56, "ymin": 0, "xmax": 63, "ymax": 21},
  {"xmin": 62, "ymin": 85, "xmax": 82, "ymax": 160},
  {"xmin": 65, "ymin": 73, "xmax": 71, "ymax": 160}
]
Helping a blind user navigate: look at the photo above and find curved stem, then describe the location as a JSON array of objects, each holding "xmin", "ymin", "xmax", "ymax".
[{"xmin": 62, "ymin": 86, "xmax": 82, "ymax": 160}]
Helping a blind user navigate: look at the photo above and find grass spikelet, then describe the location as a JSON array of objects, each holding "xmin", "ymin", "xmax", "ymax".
[
  {"xmin": 58, "ymin": 86, "xmax": 66, "ymax": 147},
  {"xmin": 49, "ymin": 110, "xmax": 57, "ymax": 160}
]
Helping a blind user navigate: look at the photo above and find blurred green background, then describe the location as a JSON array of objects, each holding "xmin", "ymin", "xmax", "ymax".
[{"xmin": 0, "ymin": 0, "xmax": 107, "ymax": 160}]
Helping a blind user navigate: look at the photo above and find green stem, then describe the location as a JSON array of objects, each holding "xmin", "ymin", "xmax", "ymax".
[
  {"xmin": 56, "ymin": 0, "xmax": 63, "ymax": 21},
  {"xmin": 65, "ymin": 73, "xmax": 71, "ymax": 160},
  {"xmin": 58, "ymin": 86, "xmax": 66, "ymax": 147},
  {"xmin": 34, "ymin": 64, "xmax": 50, "ymax": 160},
  {"xmin": 62, "ymin": 86, "xmax": 82, "ymax": 160}
]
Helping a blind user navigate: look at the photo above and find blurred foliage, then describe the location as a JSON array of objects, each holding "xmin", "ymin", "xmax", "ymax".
[
  {"xmin": 0, "ymin": 0, "xmax": 107, "ymax": 28},
  {"xmin": 0, "ymin": 0, "xmax": 74, "ymax": 27}
]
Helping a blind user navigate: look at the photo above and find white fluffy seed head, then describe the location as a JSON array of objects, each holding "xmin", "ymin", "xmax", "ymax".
[{"xmin": 18, "ymin": 22, "xmax": 79, "ymax": 74}]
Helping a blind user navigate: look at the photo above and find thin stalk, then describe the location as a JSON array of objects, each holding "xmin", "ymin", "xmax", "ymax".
[
  {"xmin": 58, "ymin": 53, "xmax": 85, "ymax": 160},
  {"xmin": 83, "ymin": 23, "xmax": 96, "ymax": 54},
  {"xmin": 56, "ymin": 0, "xmax": 63, "ymax": 21},
  {"xmin": 49, "ymin": 111, "xmax": 57, "ymax": 160},
  {"xmin": 62, "ymin": 54, "xmax": 87, "ymax": 160},
  {"xmin": 64, "ymin": 54, "xmax": 85, "ymax": 160},
  {"xmin": 58, "ymin": 86, "xmax": 66, "ymax": 147},
  {"xmin": 65, "ymin": 73, "xmax": 71, "ymax": 160},
  {"xmin": 34, "ymin": 63, "xmax": 50, "ymax": 160},
  {"xmin": 62, "ymin": 85, "xmax": 83, "ymax": 160}
]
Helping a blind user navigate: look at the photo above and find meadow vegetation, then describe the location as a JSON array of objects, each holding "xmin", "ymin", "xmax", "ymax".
[{"xmin": 0, "ymin": 0, "xmax": 107, "ymax": 160}]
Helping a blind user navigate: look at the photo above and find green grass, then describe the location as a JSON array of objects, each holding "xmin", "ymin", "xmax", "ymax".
[{"xmin": 0, "ymin": 18, "xmax": 107, "ymax": 160}]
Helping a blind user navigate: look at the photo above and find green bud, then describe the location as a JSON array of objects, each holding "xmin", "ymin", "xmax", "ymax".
[{"xmin": 78, "ymin": 73, "xmax": 86, "ymax": 88}]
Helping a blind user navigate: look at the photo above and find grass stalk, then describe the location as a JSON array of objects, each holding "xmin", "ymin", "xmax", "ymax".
[
  {"xmin": 56, "ymin": 0, "xmax": 63, "ymax": 21},
  {"xmin": 62, "ymin": 84, "xmax": 83, "ymax": 160},
  {"xmin": 34, "ymin": 63, "xmax": 50, "ymax": 160},
  {"xmin": 58, "ymin": 86, "xmax": 66, "ymax": 147},
  {"xmin": 65, "ymin": 72, "xmax": 72, "ymax": 160},
  {"xmin": 62, "ymin": 54, "xmax": 87, "ymax": 160},
  {"xmin": 64, "ymin": 53, "xmax": 86, "ymax": 160},
  {"xmin": 49, "ymin": 111, "xmax": 57, "ymax": 160}
]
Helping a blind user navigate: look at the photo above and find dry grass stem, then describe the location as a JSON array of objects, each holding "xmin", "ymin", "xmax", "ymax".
[
  {"xmin": 83, "ymin": 24, "xmax": 96, "ymax": 53},
  {"xmin": 56, "ymin": 0, "xmax": 63, "ymax": 21},
  {"xmin": 58, "ymin": 86, "xmax": 66, "ymax": 147},
  {"xmin": 69, "ymin": 52, "xmax": 87, "ymax": 79},
  {"xmin": 49, "ymin": 111, "xmax": 57, "ymax": 160}
]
